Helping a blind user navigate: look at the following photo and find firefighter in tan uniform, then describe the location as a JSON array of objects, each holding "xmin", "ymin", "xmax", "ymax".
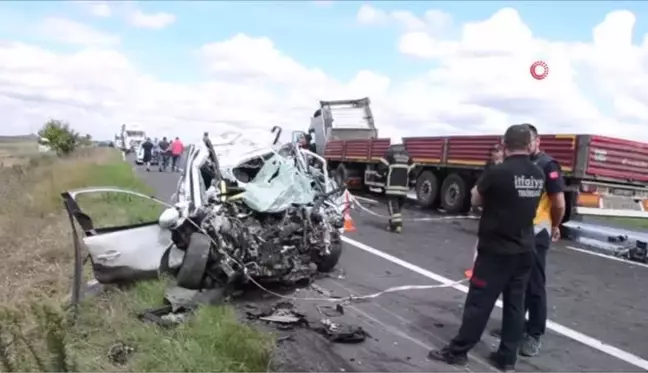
[{"xmin": 378, "ymin": 144, "xmax": 415, "ymax": 233}]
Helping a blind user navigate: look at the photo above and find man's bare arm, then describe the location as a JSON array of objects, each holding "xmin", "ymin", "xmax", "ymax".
[
  {"xmin": 471, "ymin": 186, "xmax": 483, "ymax": 207},
  {"xmin": 549, "ymin": 192, "xmax": 566, "ymax": 228}
]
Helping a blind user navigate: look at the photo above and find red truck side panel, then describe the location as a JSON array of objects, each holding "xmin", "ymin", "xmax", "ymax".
[
  {"xmin": 370, "ymin": 139, "xmax": 391, "ymax": 160},
  {"xmin": 586, "ymin": 136, "xmax": 648, "ymax": 182},
  {"xmin": 345, "ymin": 139, "xmax": 370, "ymax": 160},
  {"xmin": 324, "ymin": 140, "xmax": 344, "ymax": 160},
  {"xmin": 539, "ymin": 135, "xmax": 576, "ymax": 172},
  {"xmin": 403, "ymin": 137, "xmax": 444, "ymax": 164},
  {"xmin": 446, "ymin": 136, "xmax": 501, "ymax": 166},
  {"xmin": 324, "ymin": 138, "xmax": 391, "ymax": 162}
]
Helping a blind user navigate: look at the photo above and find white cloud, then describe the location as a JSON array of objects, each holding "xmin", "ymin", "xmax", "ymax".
[
  {"xmin": 74, "ymin": 1, "xmax": 112, "ymax": 17},
  {"xmin": 356, "ymin": 4, "xmax": 452, "ymax": 33},
  {"xmin": 390, "ymin": 6, "xmax": 648, "ymax": 139},
  {"xmin": 127, "ymin": 9, "xmax": 176, "ymax": 29},
  {"xmin": 74, "ymin": 1, "xmax": 176, "ymax": 30},
  {"xmin": 38, "ymin": 18, "xmax": 120, "ymax": 46},
  {"xmin": 2, "ymin": 7, "xmax": 648, "ymax": 145},
  {"xmin": 357, "ymin": 4, "xmax": 388, "ymax": 25}
]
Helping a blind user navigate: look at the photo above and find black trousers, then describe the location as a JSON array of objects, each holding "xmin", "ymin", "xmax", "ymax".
[
  {"xmin": 525, "ymin": 229, "xmax": 550, "ymax": 338},
  {"xmin": 171, "ymin": 155, "xmax": 180, "ymax": 170},
  {"xmin": 448, "ymin": 250, "xmax": 533, "ymax": 363},
  {"xmin": 386, "ymin": 194, "xmax": 405, "ymax": 229}
]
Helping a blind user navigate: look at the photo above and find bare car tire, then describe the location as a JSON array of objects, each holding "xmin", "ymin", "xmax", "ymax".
[
  {"xmin": 176, "ymin": 233, "xmax": 211, "ymax": 290},
  {"xmin": 317, "ymin": 240, "xmax": 342, "ymax": 273},
  {"xmin": 416, "ymin": 170, "xmax": 438, "ymax": 208},
  {"xmin": 440, "ymin": 173, "xmax": 469, "ymax": 214}
]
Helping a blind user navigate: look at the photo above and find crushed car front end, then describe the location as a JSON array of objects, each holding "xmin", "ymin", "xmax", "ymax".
[{"xmin": 64, "ymin": 129, "xmax": 347, "ymax": 296}]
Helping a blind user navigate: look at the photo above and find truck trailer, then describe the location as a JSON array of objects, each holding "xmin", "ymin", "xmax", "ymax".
[{"xmin": 292, "ymin": 97, "xmax": 648, "ymax": 222}]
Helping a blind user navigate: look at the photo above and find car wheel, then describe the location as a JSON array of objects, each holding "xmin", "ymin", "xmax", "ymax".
[
  {"xmin": 316, "ymin": 240, "xmax": 342, "ymax": 273},
  {"xmin": 176, "ymin": 233, "xmax": 211, "ymax": 290}
]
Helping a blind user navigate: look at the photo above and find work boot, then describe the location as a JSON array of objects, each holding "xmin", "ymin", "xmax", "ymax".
[
  {"xmin": 427, "ymin": 347, "xmax": 468, "ymax": 367},
  {"xmin": 488, "ymin": 352, "xmax": 516, "ymax": 372},
  {"xmin": 519, "ymin": 334, "xmax": 541, "ymax": 357},
  {"xmin": 394, "ymin": 226, "xmax": 402, "ymax": 234}
]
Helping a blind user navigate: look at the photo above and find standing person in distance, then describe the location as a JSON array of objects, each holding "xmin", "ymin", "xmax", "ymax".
[
  {"xmin": 140, "ymin": 137, "xmax": 154, "ymax": 172},
  {"xmin": 158, "ymin": 137, "xmax": 170, "ymax": 172},
  {"xmin": 473, "ymin": 144, "xmax": 504, "ymax": 215},
  {"xmin": 519, "ymin": 124, "xmax": 566, "ymax": 356},
  {"xmin": 427, "ymin": 124, "xmax": 544, "ymax": 372},
  {"xmin": 377, "ymin": 141, "xmax": 415, "ymax": 233},
  {"xmin": 486, "ymin": 144, "xmax": 504, "ymax": 170},
  {"xmin": 170, "ymin": 137, "xmax": 184, "ymax": 172}
]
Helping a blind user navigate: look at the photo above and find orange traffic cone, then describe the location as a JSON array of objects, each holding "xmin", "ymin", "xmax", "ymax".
[
  {"xmin": 343, "ymin": 191, "xmax": 357, "ymax": 233},
  {"xmin": 464, "ymin": 242, "xmax": 478, "ymax": 279}
]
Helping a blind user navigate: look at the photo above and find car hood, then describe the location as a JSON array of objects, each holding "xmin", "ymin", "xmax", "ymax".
[{"xmin": 210, "ymin": 131, "xmax": 278, "ymax": 169}]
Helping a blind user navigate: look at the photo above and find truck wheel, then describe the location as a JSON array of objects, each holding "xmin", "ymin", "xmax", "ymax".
[
  {"xmin": 440, "ymin": 173, "xmax": 469, "ymax": 214},
  {"xmin": 176, "ymin": 233, "xmax": 211, "ymax": 290},
  {"xmin": 416, "ymin": 171, "xmax": 439, "ymax": 208}
]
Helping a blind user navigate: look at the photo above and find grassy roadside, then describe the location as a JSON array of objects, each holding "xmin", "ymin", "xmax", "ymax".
[
  {"xmin": 584, "ymin": 215, "xmax": 648, "ymax": 231},
  {"xmin": 604, "ymin": 217, "xmax": 648, "ymax": 230},
  {"xmin": 0, "ymin": 148, "xmax": 273, "ymax": 372}
]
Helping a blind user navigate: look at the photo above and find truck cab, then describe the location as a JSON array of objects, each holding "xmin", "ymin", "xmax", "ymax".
[{"xmin": 292, "ymin": 98, "xmax": 378, "ymax": 157}]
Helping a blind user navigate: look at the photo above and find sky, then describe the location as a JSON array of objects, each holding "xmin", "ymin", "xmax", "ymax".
[{"xmin": 2, "ymin": 0, "xmax": 648, "ymax": 144}]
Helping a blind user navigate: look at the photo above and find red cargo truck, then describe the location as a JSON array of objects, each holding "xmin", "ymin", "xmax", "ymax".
[{"xmin": 292, "ymin": 98, "xmax": 648, "ymax": 222}]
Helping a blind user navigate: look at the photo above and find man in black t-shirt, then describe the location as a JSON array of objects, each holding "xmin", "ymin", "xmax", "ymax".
[
  {"xmin": 141, "ymin": 138, "xmax": 154, "ymax": 172},
  {"xmin": 428, "ymin": 124, "xmax": 544, "ymax": 371}
]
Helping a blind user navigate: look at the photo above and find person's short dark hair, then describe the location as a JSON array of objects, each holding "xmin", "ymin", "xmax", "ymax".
[
  {"xmin": 521, "ymin": 123, "xmax": 538, "ymax": 136},
  {"xmin": 503, "ymin": 124, "xmax": 532, "ymax": 152}
]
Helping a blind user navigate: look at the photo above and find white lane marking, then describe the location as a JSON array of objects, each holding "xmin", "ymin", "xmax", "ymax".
[
  {"xmin": 341, "ymin": 236, "xmax": 648, "ymax": 371},
  {"xmin": 564, "ymin": 245, "xmax": 648, "ymax": 270}
]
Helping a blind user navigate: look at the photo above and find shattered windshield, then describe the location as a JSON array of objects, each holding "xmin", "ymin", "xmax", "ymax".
[{"xmin": 242, "ymin": 153, "xmax": 317, "ymax": 213}]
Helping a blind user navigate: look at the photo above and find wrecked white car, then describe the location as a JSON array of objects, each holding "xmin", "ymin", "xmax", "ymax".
[{"xmin": 63, "ymin": 130, "xmax": 346, "ymax": 303}]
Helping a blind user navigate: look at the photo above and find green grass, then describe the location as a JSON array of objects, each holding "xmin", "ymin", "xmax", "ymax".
[
  {"xmin": 595, "ymin": 216, "xmax": 648, "ymax": 230},
  {"xmin": 68, "ymin": 280, "xmax": 273, "ymax": 372},
  {"xmin": 0, "ymin": 148, "xmax": 273, "ymax": 372}
]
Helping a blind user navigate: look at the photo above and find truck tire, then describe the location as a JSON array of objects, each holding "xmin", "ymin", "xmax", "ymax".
[
  {"xmin": 176, "ymin": 233, "xmax": 211, "ymax": 290},
  {"xmin": 440, "ymin": 173, "xmax": 469, "ymax": 214},
  {"xmin": 416, "ymin": 171, "xmax": 439, "ymax": 208}
]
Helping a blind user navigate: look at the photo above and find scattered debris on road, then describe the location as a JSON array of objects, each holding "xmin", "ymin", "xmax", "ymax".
[
  {"xmin": 107, "ymin": 341, "xmax": 135, "ymax": 366},
  {"xmin": 245, "ymin": 301, "xmax": 368, "ymax": 344}
]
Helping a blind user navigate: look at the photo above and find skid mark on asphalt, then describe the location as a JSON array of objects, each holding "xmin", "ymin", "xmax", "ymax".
[{"xmin": 342, "ymin": 235, "xmax": 648, "ymax": 371}]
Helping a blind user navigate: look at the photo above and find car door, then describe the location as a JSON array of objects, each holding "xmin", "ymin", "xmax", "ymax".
[{"xmin": 62, "ymin": 187, "xmax": 185, "ymax": 295}]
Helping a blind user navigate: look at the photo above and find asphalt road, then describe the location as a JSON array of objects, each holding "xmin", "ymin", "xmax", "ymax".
[{"xmin": 135, "ymin": 164, "xmax": 648, "ymax": 372}]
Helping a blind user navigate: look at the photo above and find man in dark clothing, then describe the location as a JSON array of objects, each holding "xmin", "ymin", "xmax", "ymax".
[
  {"xmin": 141, "ymin": 138, "xmax": 154, "ymax": 172},
  {"xmin": 490, "ymin": 125, "xmax": 567, "ymax": 357},
  {"xmin": 518, "ymin": 124, "xmax": 566, "ymax": 356},
  {"xmin": 428, "ymin": 124, "xmax": 544, "ymax": 371},
  {"xmin": 158, "ymin": 137, "xmax": 170, "ymax": 172},
  {"xmin": 378, "ymin": 144, "xmax": 415, "ymax": 233}
]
